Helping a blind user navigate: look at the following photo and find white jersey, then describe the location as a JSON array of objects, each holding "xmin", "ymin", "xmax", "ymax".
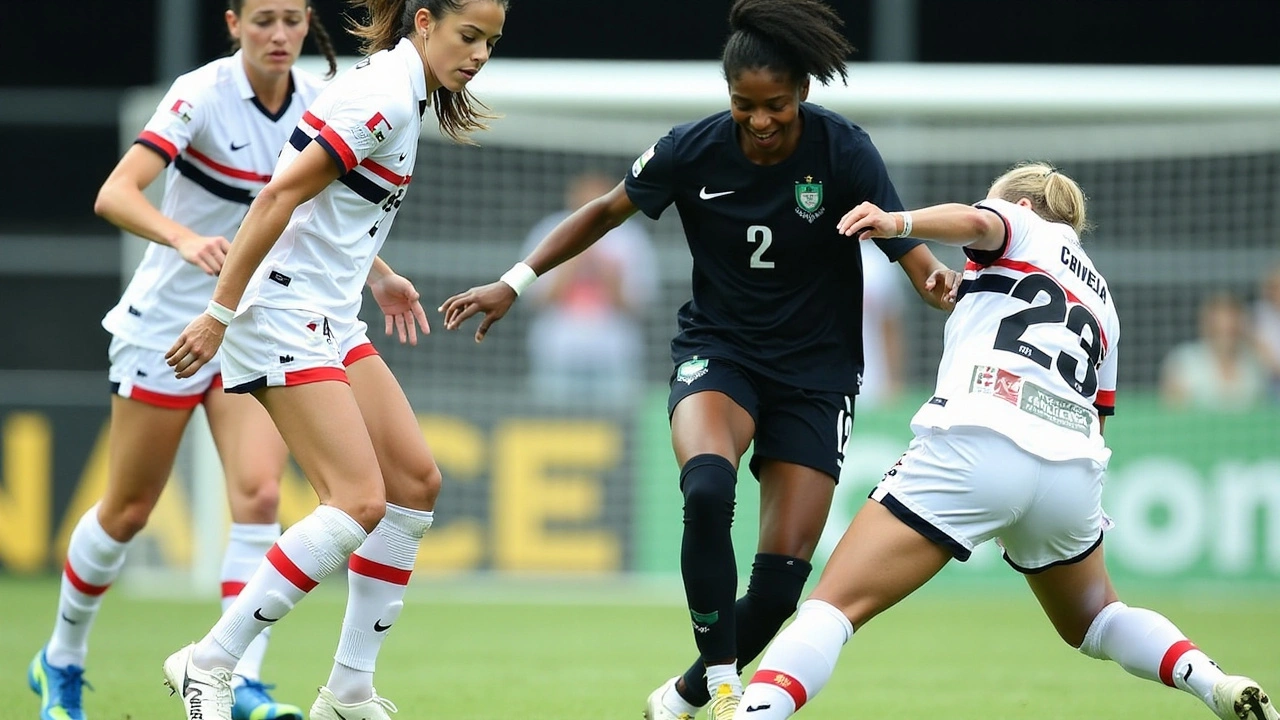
[
  {"xmin": 102, "ymin": 52, "xmax": 326, "ymax": 351},
  {"xmin": 239, "ymin": 38, "xmax": 427, "ymax": 323},
  {"xmin": 910, "ymin": 198, "xmax": 1120, "ymax": 462}
]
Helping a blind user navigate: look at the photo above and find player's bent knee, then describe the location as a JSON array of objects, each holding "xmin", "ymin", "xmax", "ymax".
[
  {"xmin": 385, "ymin": 460, "xmax": 442, "ymax": 509},
  {"xmin": 101, "ymin": 498, "xmax": 159, "ymax": 541},
  {"xmin": 680, "ymin": 454, "xmax": 738, "ymax": 526},
  {"xmin": 227, "ymin": 478, "xmax": 281, "ymax": 521}
]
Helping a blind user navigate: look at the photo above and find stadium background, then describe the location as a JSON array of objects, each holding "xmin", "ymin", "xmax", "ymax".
[{"xmin": 1, "ymin": 0, "xmax": 1278, "ymax": 590}]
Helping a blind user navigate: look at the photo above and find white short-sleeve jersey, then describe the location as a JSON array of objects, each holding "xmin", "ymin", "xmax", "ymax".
[
  {"xmin": 239, "ymin": 37, "xmax": 428, "ymax": 323},
  {"xmin": 101, "ymin": 53, "xmax": 327, "ymax": 351},
  {"xmin": 910, "ymin": 198, "xmax": 1120, "ymax": 462}
]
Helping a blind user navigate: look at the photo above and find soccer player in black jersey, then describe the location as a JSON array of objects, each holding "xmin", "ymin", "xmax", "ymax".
[{"xmin": 441, "ymin": 1, "xmax": 957, "ymax": 717}]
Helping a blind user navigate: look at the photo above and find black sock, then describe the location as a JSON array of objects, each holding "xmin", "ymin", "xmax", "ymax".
[
  {"xmin": 678, "ymin": 552, "xmax": 813, "ymax": 705},
  {"xmin": 679, "ymin": 454, "xmax": 739, "ymax": 669}
]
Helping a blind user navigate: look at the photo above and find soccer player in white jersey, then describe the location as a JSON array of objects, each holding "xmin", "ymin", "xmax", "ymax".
[
  {"xmin": 28, "ymin": 3, "xmax": 336, "ymax": 720},
  {"xmin": 159, "ymin": 1, "xmax": 507, "ymax": 719},
  {"xmin": 732, "ymin": 163, "xmax": 1279, "ymax": 720}
]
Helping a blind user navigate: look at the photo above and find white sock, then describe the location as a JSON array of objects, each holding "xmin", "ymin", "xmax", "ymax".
[
  {"xmin": 739, "ymin": 599, "xmax": 854, "ymax": 719},
  {"xmin": 705, "ymin": 662, "xmax": 741, "ymax": 699},
  {"xmin": 1080, "ymin": 601, "xmax": 1226, "ymax": 708},
  {"xmin": 221, "ymin": 522, "xmax": 280, "ymax": 683},
  {"xmin": 47, "ymin": 506, "xmax": 129, "ymax": 668},
  {"xmin": 193, "ymin": 506, "xmax": 366, "ymax": 671},
  {"xmin": 327, "ymin": 504, "xmax": 432, "ymax": 704}
]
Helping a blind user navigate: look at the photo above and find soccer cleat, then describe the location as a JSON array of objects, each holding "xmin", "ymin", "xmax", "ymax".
[
  {"xmin": 706, "ymin": 683, "xmax": 740, "ymax": 720},
  {"xmin": 310, "ymin": 685, "xmax": 399, "ymax": 720},
  {"xmin": 644, "ymin": 676, "xmax": 697, "ymax": 720},
  {"xmin": 232, "ymin": 679, "xmax": 304, "ymax": 720},
  {"xmin": 1212, "ymin": 676, "xmax": 1280, "ymax": 720},
  {"xmin": 29, "ymin": 648, "xmax": 91, "ymax": 720},
  {"xmin": 163, "ymin": 643, "xmax": 235, "ymax": 720}
]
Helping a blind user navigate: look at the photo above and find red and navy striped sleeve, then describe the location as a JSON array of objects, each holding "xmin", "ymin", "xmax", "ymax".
[
  {"xmin": 309, "ymin": 96, "xmax": 406, "ymax": 175},
  {"xmin": 134, "ymin": 77, "xmax": 206, "ymax": 164}
]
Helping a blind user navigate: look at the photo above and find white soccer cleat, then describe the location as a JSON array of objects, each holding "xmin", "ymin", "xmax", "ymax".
[
  {"xmin": 1212, "ymin": 676, "xmax": 1280, "ymax": 720},
  {"xmin": 163, "ymin": 643, "xmax": 234, "ymax": 720},
  {"xmin": 706, "ymin": 683, "xmax": 740, "ymax": 720},
  {"xmin": 644, "ymin": 676, "xmax": 697, "ymax": 720},
  {"xmin": 310, "ymin": 685, "xmax": 399, "ymax": 720}
]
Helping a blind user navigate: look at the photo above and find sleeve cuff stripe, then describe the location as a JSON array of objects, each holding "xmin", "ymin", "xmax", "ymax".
[
  {"xmin": 317, "ymin": 128, "xmax": 357, "ymax": 172},
  {"xmin": 136, "ymin": 131, "xmax": 179, "ymax": 161}
]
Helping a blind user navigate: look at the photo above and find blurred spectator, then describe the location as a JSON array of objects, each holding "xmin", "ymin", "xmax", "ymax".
[
  {"xmin": 521, "ymin": 172, "xmax": 659, "ymax": 412},
  {"xmin": 1160, "ymin": 293, "xmax": 1268, "ymax": 411},
  {"xmin": 857, "ymin": 241, "xmax": 907, "ymax": 409},
  {"xmin": 1252, "ymin": 263, "xmax": 1280, "ymax": 400}
]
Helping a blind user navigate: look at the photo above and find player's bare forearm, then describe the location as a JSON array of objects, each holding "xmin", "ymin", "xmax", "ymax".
[
  {"xmin": 897, "ymin": 245, "xmax": 956, "ymax": 311},
  {"xmin": 906, "ymin": 203, "xmax": 1006, "ymax": 251},
  {"xmin": 525, "ymin": 181, "xmax": 638, "ymax": 275},
  {"xmin": 210, "ymin": 188, "xmax": 294, "ymax": 309},
  {"xmin": 95, "ymin": 145, "xmax": 195, "ymax": 249},
  {"xmin": 368, "ymin": 255, "xmax": 395, "ymax": 286}
]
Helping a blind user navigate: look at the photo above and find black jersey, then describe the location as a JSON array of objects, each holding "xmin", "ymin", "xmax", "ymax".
[{"xmin": 625, "ymin": 102, "xmax": 921, "ymax": 394}]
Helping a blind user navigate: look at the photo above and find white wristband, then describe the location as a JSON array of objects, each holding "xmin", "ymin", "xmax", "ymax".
[
  {"xmin": 896, "ymin": 211, "xmax": 914, "ymax": 238},
  {"xmin": 205, "ymin": 300, "xmax": 235, "ymax": 326},
  {"xmin": 499, "ymin": 262, "xmax": 537, "ymax": 296}
]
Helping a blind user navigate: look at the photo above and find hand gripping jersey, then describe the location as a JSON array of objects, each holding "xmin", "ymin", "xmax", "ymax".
[
  {"xmin": 910, "ymin": 198, "xmax": 1120, "ymax": 463},
  {"xmin": 102, "ymin": 53, "xmax": 327, "ymax": 351},
  {"xmin": 239, "ymin": 37, "xmax": 428, "ymax": 324},
  {"xmin": 624, "ymin": 103, "xmax": 921, "ymax": 394}
]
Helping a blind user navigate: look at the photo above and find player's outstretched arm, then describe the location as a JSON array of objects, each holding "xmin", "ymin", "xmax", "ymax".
[
  {"xmin": 439, "ymin": 180, "xmax": 639, "ymax": 343},
  {"xmin": 838, "ymin": 201, "xmax": 1005, "ymax": 250}
]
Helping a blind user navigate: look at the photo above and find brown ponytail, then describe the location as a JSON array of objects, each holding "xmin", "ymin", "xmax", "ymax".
[{"xmin": 309, "ymin": 10, "xmax": 339, "ymax": 79}]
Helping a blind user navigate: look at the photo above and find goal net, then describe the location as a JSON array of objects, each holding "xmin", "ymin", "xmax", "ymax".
[{"xmin": 118, "ymin": 59, "xmax": 1280, "ymax": 595}]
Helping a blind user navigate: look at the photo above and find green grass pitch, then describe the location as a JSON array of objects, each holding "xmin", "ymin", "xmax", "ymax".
[{"xmin": 1, "ymin": 575, "xmax": 1276, "ymax": 719}]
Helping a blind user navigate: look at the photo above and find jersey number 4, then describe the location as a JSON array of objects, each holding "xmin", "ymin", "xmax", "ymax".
[{"xmin": 979, "ymin": 273, "xmax": 1103, "ymax": 397}]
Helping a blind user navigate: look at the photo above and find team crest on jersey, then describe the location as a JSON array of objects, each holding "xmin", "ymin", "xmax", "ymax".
[
  {"xmin": 676, "ymin": 357, "xmax": 709, "ymax": 385},
  {"xmin": 169, "ymin": 99, "xmax": 194, "ymax": 123},
  {"xmin": 366, "ymin": 113, "xmax": 393, "ymax": 142},
  {"xmin": 794, "ymin": 176, "xmax": 824, "ymax": 223},
  {"xmin": 632, "ymin": 144, "xmax": 656, "ymax": 177}
]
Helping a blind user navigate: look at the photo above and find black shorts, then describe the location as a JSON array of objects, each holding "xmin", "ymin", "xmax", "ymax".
[{"xmin": 668, "ymin": 356, "xmax": 854, "ymax": 481}]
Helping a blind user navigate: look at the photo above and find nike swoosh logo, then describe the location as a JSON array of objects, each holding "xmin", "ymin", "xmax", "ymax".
[
  {"xmin": 230, "ymin": 141, "xmax": 250, "ymax": 151},
  {"xmin": 373, "ymin": 619, "xmax": 393, "ymax": 632},
  {"xmin": 745, "ymin": 704, "xmax": 772, "ymax": 712},
  {"xmin": 61, "ymin": 613, "xmax": 78, "ymax": 625},
  {"xmin": 253, "ymin": 608, "xmax": 281, "ymax": 623},
  {"xmin": 699, "ymin": 187, "xmax": 735, "ymax": 200},
  {"xmin": 398, "ymin": 153, "xmax": 407, "ymax": 162}
]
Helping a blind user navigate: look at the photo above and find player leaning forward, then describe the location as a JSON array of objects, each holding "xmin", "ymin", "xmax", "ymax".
[
  {"xmin": 161, "ymin": 1, "xmax": 508, "ymax": 719},
  {"xmin": 731, "ymin": 163, "xmax": 1279, "ymax": 720},
  {"xmin": 30, "ymin": 2, "xmax": 338, "ymax": 719}
]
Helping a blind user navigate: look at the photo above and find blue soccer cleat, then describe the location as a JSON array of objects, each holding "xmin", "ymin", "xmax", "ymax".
[
  {"xmin": 28, "ymin": 647, "xmax": 90, "ymax": 720},
  {"xmin": 232, "ymin": 678, "xmax": 304, "ymax": 720}
]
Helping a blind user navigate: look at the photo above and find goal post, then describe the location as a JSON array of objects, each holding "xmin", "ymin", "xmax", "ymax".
[{"xmin": 117, "ymin": 60, "xmax": 1280, "ymax": 595}]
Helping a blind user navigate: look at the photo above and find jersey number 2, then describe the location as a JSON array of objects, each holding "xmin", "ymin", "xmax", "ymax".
[
  {"xmin": 747, "ymin": 225, "xmax": 774, "ymax": 269},
  {"xmin": 991, "ymin": 274, "xmax": 1102, "ymax": 397}
]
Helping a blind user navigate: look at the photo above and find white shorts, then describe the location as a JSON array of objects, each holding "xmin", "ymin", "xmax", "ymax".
[
  {"xmin": 220, "ymin": 306, "xmax": 377, "ymax": 393},
  {"xmin": 869, "ymin": 426, "xmax": 1109, "ymax": 573},
  {"xmin": 108, "ymin": 335, "xmax": 220, "ymax": 410}
]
